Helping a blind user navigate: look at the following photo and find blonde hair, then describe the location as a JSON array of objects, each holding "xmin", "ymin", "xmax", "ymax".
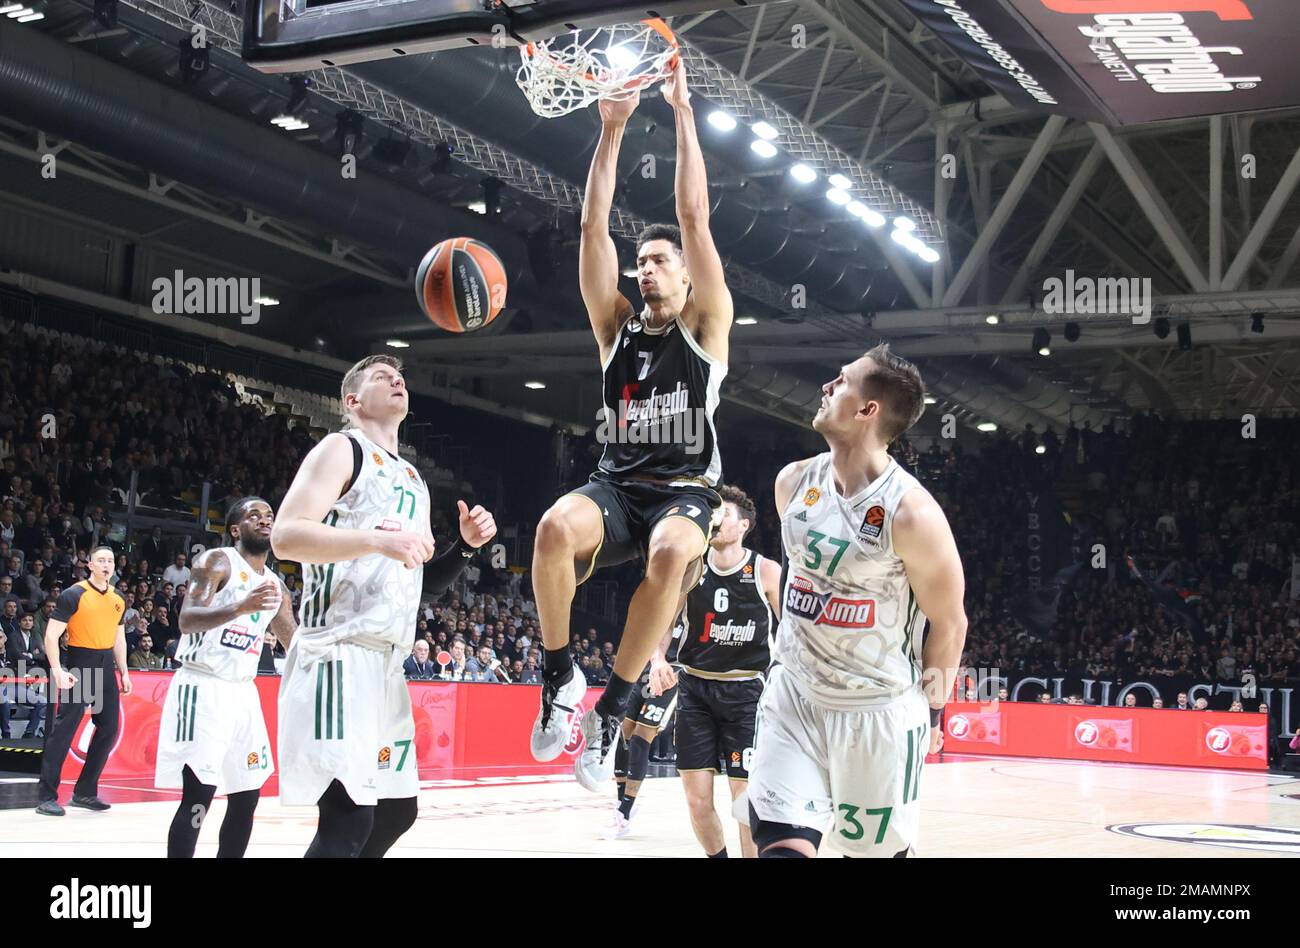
[{"xmin": 340, "ymin": 355, "xmax": 403, "ymax": 421}]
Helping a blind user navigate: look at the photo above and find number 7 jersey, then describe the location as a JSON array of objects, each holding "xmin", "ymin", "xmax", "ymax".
[
  {"xmin": 297, "ymin": 430, "xmax": 430, "ymax": 652},
  {"xmin": 773, "ymin": 452, "xmax": 929, "ymax": 711}
]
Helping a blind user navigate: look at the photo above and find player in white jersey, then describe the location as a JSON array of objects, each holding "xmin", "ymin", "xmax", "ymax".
[
  {"xmin": 747, "ymin": 343, "xmax": 967, "ymax": 858},
  {"xmin": 271, "ymin": 355, "xmax": 497, "ymax": 858},
  {"xmin": 157, "ymin": 496, "xmax": 296, "ymax": 858}
]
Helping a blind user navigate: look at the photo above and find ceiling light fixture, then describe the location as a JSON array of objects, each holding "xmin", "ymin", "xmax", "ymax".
[{"xmin": 707, "ymin": 110, "xmax": 737, "ymax": 132}]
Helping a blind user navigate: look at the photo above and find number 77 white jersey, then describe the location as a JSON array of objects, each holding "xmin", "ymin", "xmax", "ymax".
[
  {"xmin": 297, "ymin": 430, "xmax": 429, "ymax": 652},
  {"xmin": 772, "ymin": 452, "xmax": 929, "ymax": 711}
]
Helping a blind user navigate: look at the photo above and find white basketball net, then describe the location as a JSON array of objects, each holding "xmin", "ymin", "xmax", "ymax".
[{"xmin": 516, "ymin": 20, "xmax": 678, "ymax": 119}]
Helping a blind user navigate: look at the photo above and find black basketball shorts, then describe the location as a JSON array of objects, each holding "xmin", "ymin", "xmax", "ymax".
[
  {"xmin": 628, "ymin": 679, "xmax": 679, "ymax": 733},
  {"xmin": 567, "ymin": 473, "xmax": 721, "ymax": 584},
  {"xmin": 674, "ymin": 673, "xmax": 764, "ymax": 779}
]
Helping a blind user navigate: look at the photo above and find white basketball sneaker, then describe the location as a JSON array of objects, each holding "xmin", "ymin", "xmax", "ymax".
[
  {"xmin": 574, "ymin": 706, "xmax": 620, "ymax": 792},
  {"xmin": 529, "ymin": 671, "xmax": 587, "ymax": 762},
  {"xmin": 598, "ymin": 798, "xmax": 641, "ymax": 840}
]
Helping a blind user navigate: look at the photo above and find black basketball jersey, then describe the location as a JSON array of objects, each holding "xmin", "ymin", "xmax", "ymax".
[
  {"xmin": 676, "ymin": 549, "xmax": 773, "ymax": 678},
  {"xmin": 597, "ymin": 315, "xmax": 726, "ymax": 486}
]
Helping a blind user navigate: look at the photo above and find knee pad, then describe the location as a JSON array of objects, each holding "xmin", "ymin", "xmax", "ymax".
[{"xmin": 749, "ymin": 801, "xmax": 822, "ymax": 855}]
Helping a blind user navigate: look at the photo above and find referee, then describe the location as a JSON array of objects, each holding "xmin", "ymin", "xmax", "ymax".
[{"xmin": 35, "ymin": 545, "xmax": 132, "ymax": 816}]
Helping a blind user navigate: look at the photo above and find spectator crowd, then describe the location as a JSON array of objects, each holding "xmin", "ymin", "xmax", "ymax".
[{"xmin": 4, "ymin": 314, "xmax": 1297, "ymax": 736}]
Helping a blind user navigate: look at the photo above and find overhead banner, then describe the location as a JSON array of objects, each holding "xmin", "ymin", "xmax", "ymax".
[{"xmin": 897, "ymin": 0, "xmax": 1299, "ymax": 125}]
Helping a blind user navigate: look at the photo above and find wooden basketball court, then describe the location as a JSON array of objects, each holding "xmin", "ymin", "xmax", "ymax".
[{"xmin": 2, "ymin": 756, "xmax": 1297, "ymax": 858}]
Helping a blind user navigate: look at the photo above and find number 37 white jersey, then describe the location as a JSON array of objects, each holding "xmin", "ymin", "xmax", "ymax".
[
  {"xmin": 772, "ymin": 453, "xmax": 929, "ymax": 711},
  {"xmin": 297, "ymin": 430, "xmax": 430, "ymax": 652}
]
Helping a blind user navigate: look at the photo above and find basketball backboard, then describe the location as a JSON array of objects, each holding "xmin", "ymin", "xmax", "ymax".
[{"xmin": 242, "ymin": 0, "xmax": 772, "ymax": 73}]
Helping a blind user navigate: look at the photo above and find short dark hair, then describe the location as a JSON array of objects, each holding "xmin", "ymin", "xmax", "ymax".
[
  {"xmin": 90, "ymin": 544, "xmax": 115, "ymax": 558},
  {"xmin": 859, "ymin": 343, "xmax": 925, "ymax": 444},
  {"xmin": 225, "ymin": 496, "xmax": 269, "ymax": 543},
  {"xmin": 341, "ymin": 355, "xmax": 403, "ymax": 420},
  {"xmin": 636, "ymin": 223, "xmax": 682, "ymax": 256},
  {"xmin": 718, "ymin": 484, "xmax": 758, "ymax": 539}
]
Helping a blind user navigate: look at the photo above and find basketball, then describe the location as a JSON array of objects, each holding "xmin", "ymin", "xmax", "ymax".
[{"xmin": 415, "ymin": 237, "xmax": 508, "ymax": 333}]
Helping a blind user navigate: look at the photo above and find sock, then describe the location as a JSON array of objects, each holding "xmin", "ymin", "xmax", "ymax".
[
  {"xmin": 543, "ymin": 647, "xmax": 573, "ymax": 685},
  {"xmin": 618, "ymin": 794, "xmax": 636, "ymax": 819},
  {"xmin": 708, "ymin": 848, "xmax": 728, "ymax": 858},
  {"xmin": 594, "ymin": 673, "xmax": 637, "ymax": 719}
]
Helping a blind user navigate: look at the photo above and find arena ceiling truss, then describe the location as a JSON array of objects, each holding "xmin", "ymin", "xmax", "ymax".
[{"xmin": 9, "ymin": 0, "xmax": 1300, "ymax": 427}]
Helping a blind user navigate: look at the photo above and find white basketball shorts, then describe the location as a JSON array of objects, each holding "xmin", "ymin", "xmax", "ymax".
[
  {"xmin": 746, "ymin": 665, "xmax": 930, "ymax": 857},
  {"xmin": 277, "ymin": 640, "xmax": 417, "ymax": 807},
  {"xmin": 155, "ymin": 670, "xmax": 273, "ymax": 797}
]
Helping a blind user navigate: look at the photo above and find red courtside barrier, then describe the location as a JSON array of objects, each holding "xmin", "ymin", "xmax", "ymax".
[
  {"xmin": 943, "ymin": 700, "xmax": 1268, "ymax": 770},
  {"xmin": 60, "ymin": 671, "xmax": 603, "ymax": 788}
]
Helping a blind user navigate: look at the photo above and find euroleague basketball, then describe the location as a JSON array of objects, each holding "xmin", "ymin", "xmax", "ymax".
[{"xmin": 416, "ymin": 237, "xmax": 508, "ymax": 333}]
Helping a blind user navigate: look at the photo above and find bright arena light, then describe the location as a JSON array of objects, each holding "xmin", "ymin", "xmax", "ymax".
[
  {"xmin": 789, "ymin": 163, "xmax": 817, "ymax": 183},
  {"xmin": 736, "ymin": 316, "xmax": 758, "ymax": 326},
  {"xmin": 918, "ymin": 246, "xmax": 941, "ymax": 263},
  {"xmin": 977, "ymin": 422, "xmax": 998, "ymax": 432},
  {"xmin": 524, "ymin": 381, "xmax": 547, "ymax": 390},
  {"xmin": 826, "ymin": 188, "xmax": 850, "ymax": 206},
  {"xmin": 751, "ymin": 121, "xmax": 778, "ymax": 141},
  {"xmin": 1035, "ymin": 445, "xmax": 1047, "ymax": 455},
  {"xmin": 828, "ymin": 173, "xmax": 852, "ymax": 190},
  {"xmin": 750, "ymin": 139, "xmax": 778, "ymax": 159},
  {"xmin": 386, "ymin": 339, "xmax": 410, "ymax": 349},
  {"xmin": 605, "ymin": 44, "xmax": 640, "ymax": 71},
  {"xmin": 707, "ymin": 110, "xmax": 737, "ymax": 132},
  {"xmin": 986, "ymin": 314, "xmax": 1001, "ymax": 325}
]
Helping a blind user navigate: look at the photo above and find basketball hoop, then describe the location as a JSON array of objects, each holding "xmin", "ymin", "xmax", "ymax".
[{"xmin": 516, "ymin": 18, "xmax": 678, "ymax": 119}]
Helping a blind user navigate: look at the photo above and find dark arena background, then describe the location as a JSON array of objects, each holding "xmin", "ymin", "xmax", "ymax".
[{"xmin": 0, "ymin": 0, "xmax": 1296, "ymax": 912}]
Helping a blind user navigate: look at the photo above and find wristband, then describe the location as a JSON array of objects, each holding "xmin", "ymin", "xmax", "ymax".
[{"xmin": 929, "ymin": 706, "xmax": 943, "ymax": 728}]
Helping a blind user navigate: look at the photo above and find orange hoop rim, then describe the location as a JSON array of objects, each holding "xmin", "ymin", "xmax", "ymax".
[{"xmin": 521, "ymin": 17, "xmax": 677, "ymax": 67}]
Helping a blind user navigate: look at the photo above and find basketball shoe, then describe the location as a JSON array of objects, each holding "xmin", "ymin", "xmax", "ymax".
[
  {"xmin": 574, "ymin": 706, "xmax": 620, "ymax": 792},
  {"xmin": 529, "ymin": 672, "xmax": 586, "ymax": 762},
  {"xmin": 598, "ymin": 797, "xmax": 642, "ymax": 840}
]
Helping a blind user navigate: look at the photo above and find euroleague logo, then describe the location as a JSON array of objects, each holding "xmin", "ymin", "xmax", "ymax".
[
  {"xmin": 1074, "ymin": 720, "xmax": 1101, "ymax": 746},
  {"xmin": 563, "ymin": 701, "xmax": 587, "ymax": 755},
  {"xmin": 948, "ymin": 714, "xmax": 971, "ymax": 739},
  {"xmin": 1205, "ymin": 727, "xmax": 1232, "ymax": 753}
]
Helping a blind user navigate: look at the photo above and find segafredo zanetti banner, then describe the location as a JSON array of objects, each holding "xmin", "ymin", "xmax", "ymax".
[{"xmin": 898, "ymin": 0, "xmax": 1299, "ymax": 125}]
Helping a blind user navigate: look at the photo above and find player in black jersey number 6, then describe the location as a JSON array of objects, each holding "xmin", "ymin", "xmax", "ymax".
[
  {"xmin": 528, "ymin": 59, "xmax": 735, "ymax": 792},
  {"xmin": 648, "ymin": 485, "xmax": 780, "ymax": 857}
]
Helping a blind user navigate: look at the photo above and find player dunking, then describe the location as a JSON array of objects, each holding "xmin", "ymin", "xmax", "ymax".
[
  {"xmin": 747, "ymin": 344, "xmax": 967, "ymax": 858},
  {"xmin": 271, "ymin": 355, "xmax": 496, "ymax": 857},
  {"xmin": 158, "ymin": 497, "xmax": 296, "ymax": 858},
  {"xmin": 528, "ymin": 59, "xmax": 734, "ymax": 789}
]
